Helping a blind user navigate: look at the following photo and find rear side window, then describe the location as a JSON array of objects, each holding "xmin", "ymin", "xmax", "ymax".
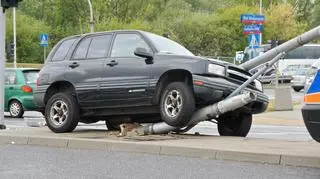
[
  {"xmin": 51, "ymin": 38, "xmax": 77, "ymax": 61},
  {"xmin": 73, "ymin": 38, "xmax": 92, "ymax": 59},
  {"xmin": 87, "ymin": 35, "xmax": 112, "ymax": 59},
  {"xmin": 23, "ymin": 70, "xmax": 39, "ymax": 84},
  {"xmin": 5, "ymin": 71, "xmax": 16, "ymax": 85}
]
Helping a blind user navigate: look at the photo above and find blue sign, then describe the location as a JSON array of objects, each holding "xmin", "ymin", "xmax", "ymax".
[
  {"xmin": 243, "ymin": 25, "xmax": 263, "ymax": 35},
  {"xmin": 40, "ymin": 34, "xmax": 49, "ymax": 47},
  {"xmin": 241, "ymin": 14, "xmax": 265, "ymax": 24},
  {"xmin": 248, "ymin": 34, "xmax": 260, "ymax": 48}
]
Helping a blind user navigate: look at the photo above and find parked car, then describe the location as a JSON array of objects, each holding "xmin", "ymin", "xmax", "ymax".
[
  {"xmin": 257, "ymin": 67, "xmax": 292, "ymax": 84},
  {"xmin": 304, "ymin": 60, "xmax": 320, "ymax": 92},
  {"xmin": 5, "ymin": 68, "xmax": 40, "ymax": 118},
  {"xmin": 290, "ymin": 65, "xmax": 311, "ymax": 92},
  {"xmin": 34, "ymin": 30, "xmax": 268, "ymax": 136}
]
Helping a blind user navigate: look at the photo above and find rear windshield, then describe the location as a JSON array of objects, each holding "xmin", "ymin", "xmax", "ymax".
[{"xmin": 23, "ymin": 70, "xmax": 39, "ymax": 84}]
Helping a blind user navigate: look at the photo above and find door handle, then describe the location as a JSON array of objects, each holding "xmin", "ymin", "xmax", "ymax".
[
  {"xmin": 69, "ymin": 62, "xmax": 79, "ymax": 68},
  {"xmin": 107, "ymin": 60, "xmax": 118, "ymax": 67}
]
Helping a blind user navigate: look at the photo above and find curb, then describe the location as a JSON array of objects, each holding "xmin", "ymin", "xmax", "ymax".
[{"xmin": 0, "ymin": 134, "xmax": 319, "ymax": 169}]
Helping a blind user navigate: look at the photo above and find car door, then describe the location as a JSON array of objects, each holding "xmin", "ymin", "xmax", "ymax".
[
  {"xmin": 64, "ymin": 33, "xmax": 113, "ymax": 108},
  {"xmin": 100, "ymin": 32, "xmax": 154, "ymax": 108}
]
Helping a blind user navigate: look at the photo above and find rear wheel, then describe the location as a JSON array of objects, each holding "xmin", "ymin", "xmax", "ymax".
[
  {"xmin": 160, "ymin": 82, "xmax": 195, "ymax": 127},
  {"xmin": 45, "ymin": 92, "xmax": 79, "ymax": 133},
  {"xmin": 105, "ymin": 120, "xmax": 120, "ymax": 131},
  {"xmin": 9, "ymin": 100, "xmax": 24, "ymax": 118},
  {"xmin": 293, "ymin": 87, "xmax": 303, "ymax": 92},
  {"xmin": 217, "ymin": 113, "xmax": 252, "ymax": 137}
]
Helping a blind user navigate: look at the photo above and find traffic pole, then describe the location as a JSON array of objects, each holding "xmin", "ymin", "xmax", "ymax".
[
  {"xmin": 259, "ymin": 0, "xmax": 263, "ymax": 45},
  {"xmin": 13, "ymin": 7, "xmax": 17, "ymax": 68},
  {"xmin": 0, "ymin": 4, "xmax": 7, "ymax": 130},
  {"xmin": 87, "ymin": 0, "xmax": 94, "ymax": 33}
]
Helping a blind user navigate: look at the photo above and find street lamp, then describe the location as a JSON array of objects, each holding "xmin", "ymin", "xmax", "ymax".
[
  {"xmin": 87, "ymin": 0, "xmax": 94, "ymax": 33},
  {"xmin": 259, "ymin": 0, "xmax": 262, "ymax": 45}
]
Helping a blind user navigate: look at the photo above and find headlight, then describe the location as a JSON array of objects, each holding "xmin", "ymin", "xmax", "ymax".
[
  {"xmin": 208, "ymin": 64, "xmax": 226, "ymax": 76},
  {"xmin": 254, "ymin": 80, "xmax": 263, "ymax": 91}
]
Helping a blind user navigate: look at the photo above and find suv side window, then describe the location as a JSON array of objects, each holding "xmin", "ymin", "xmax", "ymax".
[
  {"xmin": 73, "ymin": 37, "xmax": 92, "ymax": 60},
  {"xmin": 51, "ymin": 38, "xmax": 77, "ymax": 61},
  {"xmin": 87, "ymin": 35, "xmax": 112, "ymax": 59},
  {"xmin": 111, "ymin": 33, "xmax": 152, "ymax": 57},
  {"xmin": 5, "ymin": 71, "xmax": 16, "ymax": 85}
]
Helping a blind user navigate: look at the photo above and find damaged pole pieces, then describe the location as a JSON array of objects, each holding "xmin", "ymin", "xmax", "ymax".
[{"xmin": 137, "ymin": 91, "xmax": 256, "ymax": 135}]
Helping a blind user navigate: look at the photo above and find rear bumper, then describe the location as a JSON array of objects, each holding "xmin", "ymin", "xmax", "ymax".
[
  {"xmin": 33, "ymin": 85, "xmax": 48, "ymax": 112},
  {"xmin": 20, "ymin": 95, "xmax": 37, "ymax": 111},
  {"xmin": 302, "ymin": 104, "xmax": 320, "ymax": 142},
  {"xmin": 192, "ymin": 75, "xmax": 269, "ymax": 114}
]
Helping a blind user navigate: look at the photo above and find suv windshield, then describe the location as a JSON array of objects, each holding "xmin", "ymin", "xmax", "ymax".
[
  {"xmin": 23, "ymin": 70, "xmax": 39, "ymax": 84},
  {"xmin": 144, "ymin": 32, "xmax": 194, "ymax": 56}
]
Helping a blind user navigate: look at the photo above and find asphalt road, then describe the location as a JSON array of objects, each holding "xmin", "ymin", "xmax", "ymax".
[{"xmin": 0, "ymin": 145, "xmax": 319, "ymax": 179}]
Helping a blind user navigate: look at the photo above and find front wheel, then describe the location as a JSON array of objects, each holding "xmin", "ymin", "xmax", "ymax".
[
  {"xmin": 9, "ymin": 100, "xmax": 24, "ymax": 118},
  {"xmin": 160, "ymin": 82, "xmax": 195, "ymax": 127},
  {"xmin": 45, "ymin": 93, "xmax": 80, "ymax": 133},
  {"xmin": 217, "ymin": 113, "xmax": 252, "ymax": 137}
]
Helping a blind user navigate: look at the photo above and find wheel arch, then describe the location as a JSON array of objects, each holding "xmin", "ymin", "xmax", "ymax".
[
  {"xmin": 153, "ymin": 69, "xmax": 194, "ymax": 104},
  {"xmin": 7, "ymin": 98, "xmax": 23, "ymax": 111},
  {"xmin": 44, "ymin": 81, "xmax": 77, "ymax": 105}
]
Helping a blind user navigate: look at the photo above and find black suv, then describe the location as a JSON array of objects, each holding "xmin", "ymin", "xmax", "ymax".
[{"xmin": 34, "ymin": 30, "xmax": 268, "ymax": 135}]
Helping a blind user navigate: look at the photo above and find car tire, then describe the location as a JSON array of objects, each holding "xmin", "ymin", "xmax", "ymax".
[
  {"xmin": 160, "ymin": 82, "xmax": 195, "ymax": 127},
  {"xmin": 45, "ymin": 92, "xmax": 79, "ymax": 133},
  {"xmin": 217, "ymin": 113, "xmax": 252, "ymax": 137},
  {"xmin": 293, "ymin": 87, "xmax": 303, "ymax": 92},
  {"xmin": 105, "ymin": 120, "xmax": 120, "ymax": 131},
  {"xmin": 9, "ymin": 100, "xmax": 24, "ymax": 118}
]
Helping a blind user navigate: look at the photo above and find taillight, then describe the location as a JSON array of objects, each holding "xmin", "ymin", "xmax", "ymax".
[{"xmin": 21, "ymin": 85, "xmax": 33, "ymax": 93}]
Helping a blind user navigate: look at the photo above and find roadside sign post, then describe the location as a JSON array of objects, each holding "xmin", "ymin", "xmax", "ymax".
[
  {"xmin": 0, "ymin": 4, "xmax": 6, "ymax": 129},
  {"xmin": 241, "ymin": 14, "xmax": 265, "ymax": 60},
  {"xmin": 235, "ymin": 51, "xmax": 244, "ymax": 64},
  {"xmin": 40, "ymin": 33, "xmax": 48, "ymax": 62}
]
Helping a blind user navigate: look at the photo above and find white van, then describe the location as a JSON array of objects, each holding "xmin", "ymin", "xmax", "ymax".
[{"xmin": 279, "ymin": 44, "xmax": 320, "ymax": 73}]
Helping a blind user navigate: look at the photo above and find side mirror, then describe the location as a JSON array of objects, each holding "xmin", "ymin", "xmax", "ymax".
[{"xmin": 134, "ymin": 48, "xmax": 153, "ymax": 60}]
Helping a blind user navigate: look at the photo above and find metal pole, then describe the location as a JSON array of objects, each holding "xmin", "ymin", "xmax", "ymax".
[
  {"xmin": 87, "ymin": 0, "xmax": 94, "ymax": 33},
  {"xmin": 259, "ymin": 0, "xmax": 262, "ymax": 45},
  {"xmin": 0, "ymin": 4, "xmax": 6, "ymax": 129},
  {"xmin": 13, "ymin": 7, "xmax": 16, "ymax": 68},
  {"xmin": 43, "ymin": 47, "xmax": 46, "ymax": 62}
]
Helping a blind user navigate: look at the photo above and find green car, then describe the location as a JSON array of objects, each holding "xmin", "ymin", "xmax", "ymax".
[{"xmin": 5, "ymin": 68, "xmax": 40, "ymax": 118}]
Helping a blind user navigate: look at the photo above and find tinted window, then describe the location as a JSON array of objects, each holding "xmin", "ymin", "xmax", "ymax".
[
  {"xmin": 284, "ymin": 46, "xmax": 320, "ymax": 59},
  {"xmin": 73, "ymin": 38, "xmax": 92, "ymax": 59},
  {"xmin": 23, "ymin": 70, "xmax": 39, "ymax": 84},
  {"xmin": 87, "ymin": 35, "xmax": 111, "ymax": 59},
  {"xmin": 5, "ymin": 71, "xmax": 16, "ymax": 85},
  {"xmin": 111, "ymin": 33, "xmax": 151, "ymax": 57},
  {"xmin": 52, "ymin": 38, "xmax": 77, "ymax": 61}
]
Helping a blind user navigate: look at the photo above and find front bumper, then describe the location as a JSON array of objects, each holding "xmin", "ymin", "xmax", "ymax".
[
  {"xmin": 302, "ymin": 104, "xmax": 320, "ymax": 142},
  {"xmin": 192, "ymin": 75, "xmax": 269, "ymax": 114}
]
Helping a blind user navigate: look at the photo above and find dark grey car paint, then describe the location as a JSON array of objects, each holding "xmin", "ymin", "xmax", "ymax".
[{"xmin": 34, "ymin": 30, "xmax": 268, "ymax": 117}]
